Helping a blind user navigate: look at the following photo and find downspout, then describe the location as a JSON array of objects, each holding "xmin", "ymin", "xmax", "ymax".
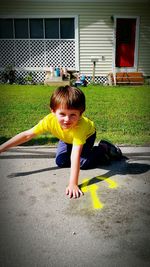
[{"xmin": 112, "ymin": 16, "xmax": 116, "ymax": 86}]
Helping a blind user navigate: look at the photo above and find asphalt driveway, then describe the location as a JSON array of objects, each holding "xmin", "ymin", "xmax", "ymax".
[{"xmin": 0, "ymin": 146, "xmax": 150, "ymax": 267}]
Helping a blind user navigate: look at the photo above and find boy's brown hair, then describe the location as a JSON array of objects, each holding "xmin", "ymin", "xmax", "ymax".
[{"xmin": 50, "ymin": 86, "xmax": 86, "ymax": 113}]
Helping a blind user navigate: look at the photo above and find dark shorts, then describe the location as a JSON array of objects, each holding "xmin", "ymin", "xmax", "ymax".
[{"xmin": 55, "ymin": 132, "xmax": 106, "ymax": 169}]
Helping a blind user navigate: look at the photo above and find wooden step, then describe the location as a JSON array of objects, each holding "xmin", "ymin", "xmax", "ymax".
[{"xmin": 108, "ymin": 72, "xmax": 144, "ymax": 85}]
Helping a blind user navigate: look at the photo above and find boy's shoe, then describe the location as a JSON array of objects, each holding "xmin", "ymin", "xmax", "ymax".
[
  {"xmin": 99, "ymin": 139, "xmax": 123, "ymax": 160},
  {"xmin": 97, "ymin": 143, "xmax": 111, "ymax": 165}
]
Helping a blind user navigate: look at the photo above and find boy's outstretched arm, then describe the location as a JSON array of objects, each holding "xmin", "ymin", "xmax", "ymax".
[
  {"xmin": 0, "ymin": 128, "xmax": 36, "ymax": 153},
  {"xmin": 66, "ymin": 144, "xmax": 83, "ymax": 198}
]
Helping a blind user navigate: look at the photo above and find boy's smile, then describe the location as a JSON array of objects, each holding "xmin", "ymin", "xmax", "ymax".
[{"xmin": 52, "ymin": 107, "xmax": 81, "ymax": 129}]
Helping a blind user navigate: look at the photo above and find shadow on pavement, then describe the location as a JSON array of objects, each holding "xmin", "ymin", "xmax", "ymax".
[
  {"xmin": 79, "ymin": 158, "xmax": 150, "ymax": 189},
  {"xmin": 0, "ymin": 150, "xmax": 56, "ymax": 159},
  {"xmin": 8, "ymin": 160, "xmax": 149, "ymax": 180},
  {"xmin": 7, "ymin": 166, "xmax": 59, "ymax": 178}
]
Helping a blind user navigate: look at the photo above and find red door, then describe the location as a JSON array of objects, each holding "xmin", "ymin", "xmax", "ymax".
[{"xmin": 115, "ymin": 18, "xmax": 136, "ymax": 67}]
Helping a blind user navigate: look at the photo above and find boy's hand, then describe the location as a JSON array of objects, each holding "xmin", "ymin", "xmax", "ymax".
[{"xmin": 66, "ymin": 184, "xmax": 83, "ymax": 199}]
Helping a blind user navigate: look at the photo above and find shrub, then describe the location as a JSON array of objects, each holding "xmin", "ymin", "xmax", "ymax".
[{"xmin": 1, "ymin": 64, "xmax": 16, "ymax": 84}]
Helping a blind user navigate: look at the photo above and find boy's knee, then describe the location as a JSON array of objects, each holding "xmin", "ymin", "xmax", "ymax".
[{"xmin": 55, "ymin": 154, "xmax": 70, "ymax": 168}]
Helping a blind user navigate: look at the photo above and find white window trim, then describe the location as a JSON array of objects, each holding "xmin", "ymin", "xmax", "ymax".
[{"xmin": 112, "ymin": 15, "xmax": 140, "ymax": 73}]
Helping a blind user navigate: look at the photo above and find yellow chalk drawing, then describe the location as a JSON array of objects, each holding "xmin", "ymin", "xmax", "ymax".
[
  {"xmin": 81, "ymin": 179, "xmax": 104, "ymax": 209},
  {"xmin": 81, "ymin": 176, "xmax": 118, "ymax": 210},
  {"xmin": 96, "ymin": 176, "xmax": 118, "ymax": 189}
]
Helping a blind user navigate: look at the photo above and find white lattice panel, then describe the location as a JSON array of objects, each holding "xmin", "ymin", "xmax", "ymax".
[
  {"xmin": 60, "ymin": 40, "xmax": 75, "ymax": 67},
  {"xmin": 87, "ymin": 76, "xmax": 108, "ymax": 84},
  {"xmin": 95, "ymin": 76, "xmax": 108, "ymax": 84},
  {"xmin": 0, "ymin": 39, "xmax": 76, "ymax": 75},
  {"xmin": 45, "ymin": 40, "xmax": 61, "ymax": 67},
  {"xmin": 34, "ymin": 71, "xmax": 45, "ymax": 83},
  {"xmin": 0, "ymin": 40, "xmax": 15, "ymax": 68},
  {"xmin": 30, "ymin": 40, "xmax": 45, "ymax": 68},
  {"xmin": 14, "ymin": 40, "xmax": 30, "ymax": 67}
]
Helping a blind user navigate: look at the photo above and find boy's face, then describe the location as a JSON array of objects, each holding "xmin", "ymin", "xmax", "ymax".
[{"xmin": 52, "ymin": 106, "xmax": 82, "ymax": 129}]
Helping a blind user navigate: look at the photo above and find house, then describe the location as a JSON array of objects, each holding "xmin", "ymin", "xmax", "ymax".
[{"xmin": 0, "ymin": 0, "xmax": 150, "ymax": 84}]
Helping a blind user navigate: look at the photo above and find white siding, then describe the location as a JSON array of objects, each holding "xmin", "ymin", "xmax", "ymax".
[{"xmin": 0, "ymin": 1, "xmax": 150, "ymax": 77}]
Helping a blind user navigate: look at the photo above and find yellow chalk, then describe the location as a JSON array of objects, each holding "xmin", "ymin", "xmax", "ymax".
[
  {"xmin": 81, "ymin": 176, "xmax": 118, "ymax": 210},
  {"xmin": 97, "ymin": 176, "xmax": 118, "ymax": 189},
  {"xmin": 81, "ymin": 179, "xmax": 104, "ymax": 209},
  {"xmin": 90, "ymin": 185, "xmax": 104, "ymax": 209}
]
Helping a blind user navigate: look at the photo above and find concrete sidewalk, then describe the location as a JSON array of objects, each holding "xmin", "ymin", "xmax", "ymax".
[{"xmin": 0, "ymin": 146, "xmax": 150, "ymax": 267}]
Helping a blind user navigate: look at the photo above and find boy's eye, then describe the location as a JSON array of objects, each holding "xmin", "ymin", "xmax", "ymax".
[{"xmin": 59, "ymin": 113, "xmax": 77, "ymax": 117}]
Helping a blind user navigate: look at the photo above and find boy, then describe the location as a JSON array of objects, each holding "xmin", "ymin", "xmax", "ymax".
[{"xmin": 0, "ymin": 86, "xmax": 122, "ymax": 198}]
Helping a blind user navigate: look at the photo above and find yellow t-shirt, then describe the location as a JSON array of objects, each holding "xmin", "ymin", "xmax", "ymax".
[{"xmin": 33, "ymin": 113, "xmax": 96, "ymax": 145}]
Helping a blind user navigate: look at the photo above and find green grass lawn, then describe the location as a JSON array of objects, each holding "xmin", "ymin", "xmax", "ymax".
[{"xmin": 0, "ymin": 84, "xmax": 149, "ymax": 145}]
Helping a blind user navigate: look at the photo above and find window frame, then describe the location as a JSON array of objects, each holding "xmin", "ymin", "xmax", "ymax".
[{"xmin": 0, "ymin": 15, "xmax": 77, "ymax": 40}]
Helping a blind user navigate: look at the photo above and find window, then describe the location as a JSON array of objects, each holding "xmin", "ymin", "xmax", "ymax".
[
  {"xmin": 14, "ymin": 19, "xmax": 28, "ymax": 39},
  {"xmin": 45, "ymin": 18, "xmax": 59, "ymax": 39},
  {"xmin": 60, "ymin": 18, "xmax": 74, "ymax": 39},
  {"xmin": 30, "ymin": 19, "xmax": 44, "ymax": 39},
  {"xmin": 0, "ymin": 17, "xmax": 75, "ymax": 39},
  {"xmin": 0, "ymin": 19, "xmax": 13, "ymax": 38}
]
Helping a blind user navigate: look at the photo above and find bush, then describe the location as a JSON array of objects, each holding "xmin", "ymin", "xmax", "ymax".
[
  {"xmin": 24, "ymin": 72, "xmax": 34, "ymax": 85},
  {"xmin": 1, "ymin": 65, "xmax": 16, "ymax": 84}
]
